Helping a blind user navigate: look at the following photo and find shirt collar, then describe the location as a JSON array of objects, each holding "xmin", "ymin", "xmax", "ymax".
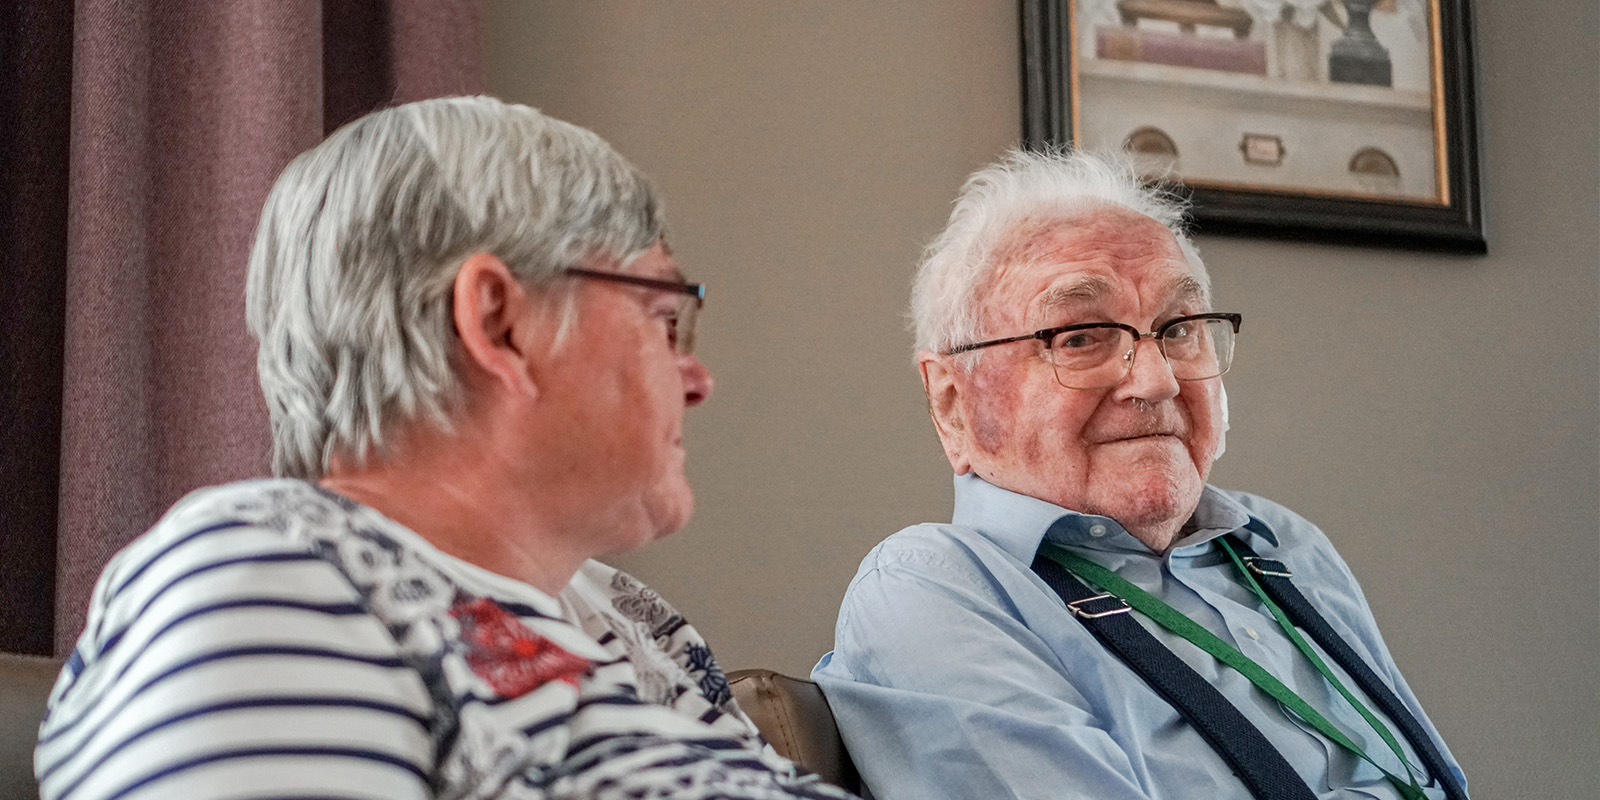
[{"xmin": 949, "ymin": 473, "xmax": 1278, "ymax": 561}]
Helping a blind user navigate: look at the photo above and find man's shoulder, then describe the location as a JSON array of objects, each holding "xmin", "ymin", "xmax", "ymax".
[
  {"xmin": 836, "ymin": 521, "xmax": 1028, "ymax": 610},
  {"xmin": 862, "ymin": 521, "xmax": 1007, "ymax": 571}
]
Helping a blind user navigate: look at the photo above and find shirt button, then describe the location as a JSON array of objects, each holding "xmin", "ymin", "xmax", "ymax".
[
  {"xmin": 1089, "ymin": 524, "xmax": 1107, "ymax": 538},
  {"xmin": 1245, "ymin": 627, "xmax": 1260, "ymax": 641}
]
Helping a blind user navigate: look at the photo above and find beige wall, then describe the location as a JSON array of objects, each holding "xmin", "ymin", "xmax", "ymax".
[{"xmin": 486, "ymin": 2, "xmax": 1599, "ymax": 797}]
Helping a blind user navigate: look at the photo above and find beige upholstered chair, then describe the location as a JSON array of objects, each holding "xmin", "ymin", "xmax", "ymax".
[
  {"xmin": 1, "ymin": 653, "xmax": 61, "ymax": 800},
  {"xmin": 727, "ymin": 668, "xmax": 860, "ymax": 794}
]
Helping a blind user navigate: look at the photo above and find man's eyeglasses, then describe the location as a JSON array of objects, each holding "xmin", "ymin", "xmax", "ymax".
[
  {"xmin": 563, "ymin": 267, "xmax": 705, "ymax": 355},
  {"xmin": 945, "ymin": 313, "xmax": 1241, "ymax": 390}
]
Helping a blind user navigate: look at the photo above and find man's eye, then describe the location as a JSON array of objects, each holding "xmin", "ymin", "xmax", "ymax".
[
  {"xmin": 1068, "ymin": 328, "xmax": 1120, "ymax": 347},
  {"xmin": 1164, "ymin": 322, "xmax": 1193, "ymax": 340},
  {"xmin": 1059, "ymin": 328, "xmax": 1116, "ymax": 349}
]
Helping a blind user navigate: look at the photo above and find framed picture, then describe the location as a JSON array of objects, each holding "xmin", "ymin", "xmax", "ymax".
[{"xmin": 1021, "ymin": 0, "xmax": 1485, "ymax": 252}]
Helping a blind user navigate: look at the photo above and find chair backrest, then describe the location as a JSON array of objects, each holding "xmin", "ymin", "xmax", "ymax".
[
  {"xmin": 0, "ymin": 653, "xmax": 62, "ymax": 800},
  {"xmin": 727, "ymin": 668, "xmax": 859, "ymax": 794}
]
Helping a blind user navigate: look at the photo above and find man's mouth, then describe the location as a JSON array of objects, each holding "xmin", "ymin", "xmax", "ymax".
[
  {"xmin": 1096, "ymin": 429, "xmax": 1182, "ymax": 444},
  {"xmin": 1089, "ymin": 412, "xmax": 1187, "ymax": 445}
]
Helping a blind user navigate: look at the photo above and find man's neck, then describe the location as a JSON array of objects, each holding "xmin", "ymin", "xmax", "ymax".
[{"xmin": 1123, "ymin": 520, "xmax": 1183, "ymax": 555}]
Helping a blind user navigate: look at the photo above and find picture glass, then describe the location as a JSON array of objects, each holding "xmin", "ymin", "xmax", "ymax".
[{"xmin": 1070, "ymin": 0, "xmax": 1448, "ymax": 205}]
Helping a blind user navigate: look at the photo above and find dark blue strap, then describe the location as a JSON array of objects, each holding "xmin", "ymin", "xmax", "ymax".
[
  {"xmin": 1031, "ymin": 553, "xmax": 1318, "ymax": 800},
  {"xmin": 1223, "ymin": 535, "xmax": 1468, "ymax": 800}
]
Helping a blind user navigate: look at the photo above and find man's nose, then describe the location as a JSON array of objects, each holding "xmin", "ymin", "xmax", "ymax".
[{"xmin": 1114, "ymin": 337, "xmax": 1180, "ymax": 402}]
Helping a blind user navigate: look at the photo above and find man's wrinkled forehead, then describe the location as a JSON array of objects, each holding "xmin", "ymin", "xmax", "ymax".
[
  {"xmin": 1033, "ymin": 271, "xmax": 1206, "ymax": 319},
  {"xmin": 979, "ymin": 209, "xmax": 1203, "ymax": 321}
]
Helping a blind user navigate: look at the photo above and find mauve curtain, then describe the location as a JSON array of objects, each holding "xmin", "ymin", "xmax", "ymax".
[
  {"xmin": 0, "ymin": 0, "xmax": 482, "ymax": 656},
  {"xmin": 0, "ymin": 0, "xmax": 75, "ymax": 657}
]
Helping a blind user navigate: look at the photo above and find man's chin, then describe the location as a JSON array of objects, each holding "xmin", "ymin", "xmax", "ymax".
[
  {"xmin": 1093, "ymin": 472, "xmax": 1202, "ymax": 529},
  {"xmin": 1095, "ymin": 439, "xmax": 1198, "ymax": 478}
]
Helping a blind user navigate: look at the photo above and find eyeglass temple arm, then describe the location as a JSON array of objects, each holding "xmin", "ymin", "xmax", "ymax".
[{"xmin": 945, "ymin": 330, "xmax": 1051, "ymax": 356}]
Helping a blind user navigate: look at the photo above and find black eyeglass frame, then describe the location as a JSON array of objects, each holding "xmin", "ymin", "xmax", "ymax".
[
  {"xmin": 563, "ymin": 267, "xmax": 706, "ymax": 354},
  {"xmin": 944, "ymin": 312, "xmax": 1242, "ymax": 387},
  {"xmin": 563, "ymin": 267, "xmax": 705, "ymax": 304}
]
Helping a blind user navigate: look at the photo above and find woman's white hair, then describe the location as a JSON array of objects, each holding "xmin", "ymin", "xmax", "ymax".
[
  {"xmin": 910, "ymin": 147, "xmax": 1210, "ymax": 365},
  {"xmin": 246, "ymin": 96, "xmax": 664, "ymax": 479}
]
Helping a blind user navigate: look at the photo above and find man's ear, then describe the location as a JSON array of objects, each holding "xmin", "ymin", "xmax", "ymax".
[
  {"xmin": 918, "ymin": 351, "xmax": 973, "ymax": 475},
  {"xmin": 452, "ymin": 252, "xmax": 541, "ymax": 398}
]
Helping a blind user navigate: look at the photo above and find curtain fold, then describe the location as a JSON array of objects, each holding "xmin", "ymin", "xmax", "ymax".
[
  {"xmin": 0, "ymin": 0, "xmax": 483, "ymax": 655},
  {"xmin": 0, "ymin": 0, "xmax": 75, "ymax": 656}
]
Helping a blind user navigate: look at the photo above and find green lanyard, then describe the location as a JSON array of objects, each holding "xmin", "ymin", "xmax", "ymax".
[{"xmin": 1039, "ymin": 542, "xmax": 1428, "ymax": 800}]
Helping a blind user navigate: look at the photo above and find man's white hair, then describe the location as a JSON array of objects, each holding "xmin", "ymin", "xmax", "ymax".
[
  {"xmin": 246, "ymin": 96, "xmax": 665, "ymax": 479},
  {"xmin": 910, "ymin": 147, "xmax": 1210, "ymax": 364}
]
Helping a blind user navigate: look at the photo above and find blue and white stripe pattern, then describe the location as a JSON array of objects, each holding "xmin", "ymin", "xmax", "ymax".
[{"xmin": 38, "ymin": 480, "xmax": 854, "ymax": 800}]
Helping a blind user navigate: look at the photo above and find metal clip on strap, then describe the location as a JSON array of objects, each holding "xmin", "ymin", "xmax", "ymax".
[
  {"xmin": 1242, "ymin": 557, "xmax": 1293, "ymax": 578},
  {"xmin": 1067, "ymin": 593, "xmax": 1132, "ymax": 619}
]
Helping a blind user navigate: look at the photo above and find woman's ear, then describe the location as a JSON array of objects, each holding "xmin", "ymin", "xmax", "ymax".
[{"xmin": 452, "ymin": 253, "xmax": 540, "ymax": 398}]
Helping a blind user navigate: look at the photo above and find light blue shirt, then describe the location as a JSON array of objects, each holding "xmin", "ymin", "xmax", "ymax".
[{"xmin": 813, "ymin": 474, "xmax": 1467, "ymax": 800}]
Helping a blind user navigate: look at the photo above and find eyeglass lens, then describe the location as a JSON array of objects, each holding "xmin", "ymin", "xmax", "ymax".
[
  {"xmin": 1046, "ymin": 317, "xmax": 1235, "ymax": 390},
  {"xmin": 670, "ymin": 295, "xmax": 699, "ymax": 356}
]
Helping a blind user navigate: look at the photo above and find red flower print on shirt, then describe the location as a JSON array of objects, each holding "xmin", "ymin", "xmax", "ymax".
[{"xmin": 450, "ymin": 597, "xmax": 593, "ymax": 698}]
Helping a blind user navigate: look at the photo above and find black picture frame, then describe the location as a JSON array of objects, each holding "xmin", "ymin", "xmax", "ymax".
[{"xmin": 1021, "ymin": 0, "xmax": 1485, "ymax": 252}]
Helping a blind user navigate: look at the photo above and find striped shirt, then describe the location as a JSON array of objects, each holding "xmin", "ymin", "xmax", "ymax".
[{"xmin": 37, "ymin": 480, "xmax": 855, "ymax": 800}]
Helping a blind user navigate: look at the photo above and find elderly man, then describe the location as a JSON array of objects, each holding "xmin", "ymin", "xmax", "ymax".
[
  {"xmin": 813, "ymin": 149, "xmax": 1468, "ymax": 800},
  {"xmin": 36, "ymin": 97, "xmax": 857, "ymax": 800}
]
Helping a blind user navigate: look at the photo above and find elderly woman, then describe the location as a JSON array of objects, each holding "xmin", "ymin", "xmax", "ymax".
[{"xmin": 36, "ymin": 97, "xmax": 855, "ymax": 800}]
